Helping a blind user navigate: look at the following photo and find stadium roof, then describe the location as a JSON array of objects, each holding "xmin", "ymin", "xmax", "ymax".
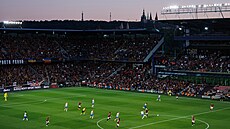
[{"xmin": 0, "ymin": 28, "xmax": 162, "ymax": 35}]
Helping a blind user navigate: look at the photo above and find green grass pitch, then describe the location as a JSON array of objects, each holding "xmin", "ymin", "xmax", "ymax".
[{"xmin": 0, "ymin": 87, "xmax": 229, "ymax": 129}]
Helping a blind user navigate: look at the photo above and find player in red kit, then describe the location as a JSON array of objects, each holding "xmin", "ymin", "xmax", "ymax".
[
  {"xmin": 46, "ymin": 116, "xmax": 50, "ymax": 126},
  {"xmin": 210, "ymin": 103, "xmax": 214, "ymax": 111},
  {"xmin": 78, "ymin": 102, "xmax": 82, "ymax": 110},
  {"xmin": 145, "ymin": 108, "xmax": 149, "ymax": 117},
  {"xmin": 116, "ymin": 118, "xmax": 120, "ymax": 128},
  {"xmin": 176, "ymin": 93, "xmax": 179, "ymax": 100},
  {"xmin": 107, "ymin": 112, "xmax": 111, "ymax": 121},
  {"xmin": 192, "ymin": 115, "xmax": 195, "ymax": 126}
]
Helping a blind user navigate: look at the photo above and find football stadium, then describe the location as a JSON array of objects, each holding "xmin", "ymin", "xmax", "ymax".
[{"xmin": 0, "ymin": 2, "xmax": 230, "ymax": 129}]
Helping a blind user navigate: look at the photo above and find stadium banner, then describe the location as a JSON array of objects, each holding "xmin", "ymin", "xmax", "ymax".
[
  {"xmin": 25, "ymin": 58, "xmax": 62, "ymax": 64},
  {"xmin": 43, "ymin": 86, "xmax": 50, "ymax": 89},
  {"xmin": 150, "ymin": 90, "xmax": 164, "ymax": 94},
  {"xmin": 137, "ymin": 89, "xmax": 164, "ymax": 94},
  {"xmin": 146, "ymin": 90, "xmax": 152, "ymax": 93},
  {"xmin": 131, "ymin": 88, "xmax": 136, "ymax": 91},
  {"xmin": 50, "ymin": 83, "xmax": 58, "ymax": 88},
  {"xmin": 27, "ymin": 59, "xmax": 37, "ymax": 63},
  {"xmin": 201, "ymin": 95, "xmax": 211, "ymax": 99},
  {"xmin": 3, "ymin": 88, "xmax": 12, "ymax": 92},
  {"xmin": 138, "ymin": 89, "xmax": 146, "ymax": 92},
  {"xmin": 14, "ymin": 86, "xmax": 42, "ymax": 91},
  {"xmin": 0, "ymin": 85, "xmax": 49, "ymax": 93},
  {"xmin": 0, "ymin": 59, "xmax": 24, "ymax": 65},
  {"xmin": 211, "ymin": 95, "xmax": 221, "ymax": 100},
  {"xmin": 43, "ymin": 58, "xmax": 51, "ymax": 64},
  {"xmin": 3, "ymin": 86, "xmax": 14, "ymax": 92},
  {"xmin": 14, "ymin": 86, "xmax": 22, "ymax": 91}
]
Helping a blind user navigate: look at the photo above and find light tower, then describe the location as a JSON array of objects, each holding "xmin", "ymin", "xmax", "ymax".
[
  {"xmin": 81, "ymin": 11, "xmax": 84, "ymax": 21},
  {"xmin": 110, "ymin": 12, "xmax": 112, "ymax": 22}
]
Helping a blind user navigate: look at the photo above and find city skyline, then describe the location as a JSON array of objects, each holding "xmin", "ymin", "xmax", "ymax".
[{"xmin": 1, "ymin": 0, "xmax": 230, "ymax": 21}]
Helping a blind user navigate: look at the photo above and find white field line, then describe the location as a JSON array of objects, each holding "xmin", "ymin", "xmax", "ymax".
[
  {"xmin": 128, "ymin": 107, "xmax": 230, "ymax": 129},
  {"xmin": 97, "ymin": 118, "xmax": 106, "ymax": 129},
  {"xmin": 160, "ymin": 114, "xmax": 209, "ymax": 129},
  {"xmin": 178, "ymin": 96, "xmax": 230, "ymax": 104},
  {"xmin": 197, "ymin": 119, "xmax": 210, "ymax": 129},
  {"xmin": 97, "ymin": 107, "xmax": 230, "ymax": 129},
  {"xmin": 96, "ymin": 114, "xmax": 140, "ymax": 129},
  {"xmin": 96, "ymin": 114, "xmax": 209, "ymax": 129}
]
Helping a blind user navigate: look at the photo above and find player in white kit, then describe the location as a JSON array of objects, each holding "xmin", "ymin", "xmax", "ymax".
[
  {"xmin": 23, "ymin": 111, "xmax": 28, "ymax": 121},
  {"xmin": 114, "ymin": 112, "xmax": 120, "ymax": 121},
  {"xmin": 141, "ymin": 110, "xmax": 146, "ymax": 119},
  {"xmin": 90, "ymin": 110, "xmax": 94, "ymax": 119},
  {"xmin": 157, "ymin": 95, "xmax": 161, "ymax": 101},
  {"xmin": 64, "ymin": 102, "xmax": 68, "ymax": 112},
  {"xmin": 92, "ymin": 98, "xmax": 95, "ymax": 108}
]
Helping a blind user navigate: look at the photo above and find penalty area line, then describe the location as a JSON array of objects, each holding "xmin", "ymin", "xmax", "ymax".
[
  {"xmin": 97, "ymin": 118, "xmax": 107, "ymax": 129},
  {"xmin": 96, "ymin": 114, "xmax": 138, "ymax": 129},
  {"xmin": 129, "ymin": 107, "xmax": 230, "ymax": 129},
  {"xmin": 160, "ymin": 114, "xmax": 210, "ymax": 129},
  {"xmin": 196, "ymin": 119, "xmax": 209, "ymax": 129}
]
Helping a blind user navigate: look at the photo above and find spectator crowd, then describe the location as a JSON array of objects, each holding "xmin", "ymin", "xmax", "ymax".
[
  {"xmin": 156, "ymin": 49, "xmax": 230, "ymax": 73},
  {"xmin": 0, "ymin": 33, "xmax": 229, "ymax": 99}
]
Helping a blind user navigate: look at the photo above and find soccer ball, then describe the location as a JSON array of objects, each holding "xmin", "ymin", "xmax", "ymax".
[{"xmin": 157, "ymin": 114, "xmax": 159, "ymax": 116}]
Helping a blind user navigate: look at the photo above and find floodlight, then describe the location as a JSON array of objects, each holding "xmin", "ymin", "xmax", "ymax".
[
  {"xmin": 162, "ymin": 2, "xmax": 230, "ymax": 19},
  {"xmin": 169, "ymin": 5, "xmax": 179, "ymax": 9},
  {"xmin": 3, "ymin": 21, "xmax": 22, "ymax": 25}
]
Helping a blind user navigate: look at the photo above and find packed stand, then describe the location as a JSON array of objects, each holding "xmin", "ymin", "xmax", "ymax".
[
  {"xmin": 94, "ymin": 64, "xmax": 206, "ymax": 96},
  {"xmin": 0, "ymin": 34, "xmax": 217, "ymax": 98},
  {"xmin": 0, "ymin": 65, "xmax": 42, "ymax": 87},
  {"xmin": 99, "ymin": 64, "xmax": 151, "ymax": 90},
  {"xmin": 0, "ymin": 60, "xmax": 210, "ymax": 98},
  {"xmin": 113, "ymin": 38, "xmax": 158, "ymax": 61},
  {"xmin": 58, "ymin": 36, "xmax": 159, "ymax": 61},
  {"xmin": 60, "ymin": 37, "xmax": 122, "ymax": 60},
  {"xmin": 30, "ymin": 62, "xmax": 122, "ymax": 85},
  {"xmin": 204, "ymin": 86, "xmax": 230, "ymax": 100},
  {"xmin": 155, "ymin": 49, "xmax": 230, "ymax": 73},
  {"xmin": 0, "ymin": 34, "xmax": 160, "ymax": 62},
  {"xmin": 0, "ymin": 35, "xmax": 63, "ymax": 60}
]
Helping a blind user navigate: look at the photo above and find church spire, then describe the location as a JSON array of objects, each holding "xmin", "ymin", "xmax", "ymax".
[
  {"xmin": 143, "ymin": 9, "xmax": 145, "ymax": 16},
  {"xmin": 150, "ymin": 13, "xmax": 153, "ymax": 21},
  {"xmin": 141, "ymin": 9, "xmax": 147, "ymax": 23},
  {"xmin": 155, "ymin": 12, "xmax": 158, "ymax": 21},
  {"xmin": 147, "ymin": 12, "xmax": 149, "ymax": 20}
]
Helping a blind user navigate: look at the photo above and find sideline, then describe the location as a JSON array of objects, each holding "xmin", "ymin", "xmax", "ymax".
[{"xmin": 179, "ymin": 96, "xmax": 230, "ymax": 104}]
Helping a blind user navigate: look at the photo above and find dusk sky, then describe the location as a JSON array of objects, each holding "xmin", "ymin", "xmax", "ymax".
[{"xmin": 1, "ymin": 0, "xmax": 230, "ymax": 21}]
